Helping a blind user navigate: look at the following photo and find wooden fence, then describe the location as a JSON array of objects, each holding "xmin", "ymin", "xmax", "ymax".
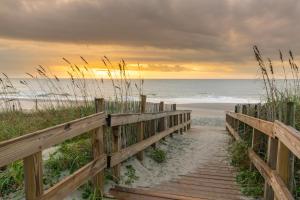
[
  {"xmin": 226, "ymin": 102, "xmax": 300, "ymax": 200},
  {"xmin": 0, "ymin": 95, "xmax": 191, "ymax": 200}
]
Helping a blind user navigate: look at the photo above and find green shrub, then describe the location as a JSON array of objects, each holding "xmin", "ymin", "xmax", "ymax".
[
  {"xmin": 228, "ymin": 141, "xmax": 263, "ymax": 198},
  {"xmin": 149, "ymin": 148, "xmax": 166, "ymax": 163},
  {"xmin": 81, "ymin": 182, "xmax": 103, "ymax": 200},
  {"xmin": 228, "ymin": 141, "xmax": 249, "ymax": 170},
  {"xmin": 236, "ymin": 169, "xmax": 264, "ymax": 197},
  {"xmin": 123, "ymin": 165, "xmax": 139, "ymax": 185},
  {"xmin": 44, "ymin": 139, "xmax": 92, "ymax": 186},
  {"xmin": 0, "ymin": 162, "xmax": 23, "ymax": 196}
]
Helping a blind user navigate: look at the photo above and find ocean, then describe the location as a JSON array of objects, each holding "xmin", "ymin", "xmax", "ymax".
[
  {"xmin": 4, "ymin": 79, "xmax": 266, "ymax": 105},
  {"xmin": 142, "ymin": 79, "xmax": 265, "ymax": 104}
]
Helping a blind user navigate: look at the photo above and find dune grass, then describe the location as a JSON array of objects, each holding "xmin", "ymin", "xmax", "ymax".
[
  {"xmin": 149, "ymin": 148, "xmax": 167, "ymax": 163},
  {"xmin": 0, "ymin": 105, "xmax": 95, "ymax": 142},
  {"xmin": 0, "ymin": 56, "xmax": 147, "ymax": 199},
  {"xmin": 252, "ymin": 46, "xmax": 300, "ymax": 198}
]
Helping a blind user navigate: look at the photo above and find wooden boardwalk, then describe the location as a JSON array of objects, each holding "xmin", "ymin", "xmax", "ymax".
[
  {"xmin": 110, "ymin": 127, "xmax": 245, "ymax": 200},
  {"xmin": 4, "ymin": 99, "xmax": 298, "ymax": 199}
]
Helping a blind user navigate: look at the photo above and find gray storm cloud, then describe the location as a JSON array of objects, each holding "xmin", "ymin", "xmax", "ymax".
[{"xmin": 0, "ymin": 0, "xmax": 300, "ymax": 64}]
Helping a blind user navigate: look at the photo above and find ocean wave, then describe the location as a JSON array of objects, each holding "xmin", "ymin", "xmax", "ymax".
[
  {"xmin": 147, "ymin": 95, "xmax": 261, "ymax": 104},
  {"xmin": 0, "ymin": 92, "xmax": 261, "ymax": 104}
]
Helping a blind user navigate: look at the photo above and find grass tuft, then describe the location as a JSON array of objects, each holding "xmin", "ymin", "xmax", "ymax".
[
  {"xmin": 123, "ymin": 165, "xmax": 139, "ymax": 185},
  {"xmin": 228, "ymin": 140, "xmax": 264, "ymax": 198},
  {"xmin": 149, "ymin": 148, "xmax": 167, "ymax": 163},
  {"xmin": 228, "ymin": 141, "xmax": 249, "ymax": 170}
]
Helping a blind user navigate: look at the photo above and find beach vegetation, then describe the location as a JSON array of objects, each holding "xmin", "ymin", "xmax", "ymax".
[
  {"xmin": 236, "ymin": 169, "xmax": 264, "ymax": 197},
  {"xmin": 228, "ymin": 140, "xmax": 264, "ymax": 197},
  {"xmin": 81, "ymin": 182, "xmax": 103, "ymax": 200},
  {"xmin": 123, "ymin": 165, "xmax": 139, "ymax": 185},
  {"xmin": 149, "ymin": 148, "xmax": 167, "ymax": 163},
  {"xmin": 0, "ymin": 161, "xmax": 23, "ymax": 196},
  {"xmin": 228, "ymin": 140, "xmax": 249, "ymax": 169},
  {"xmin": 254, "ymin": 46, "xmax": 300, "ymax": 198},
  {"xmin": 0, "ymin": 56, "xmax": 148, "ymax": 198}
]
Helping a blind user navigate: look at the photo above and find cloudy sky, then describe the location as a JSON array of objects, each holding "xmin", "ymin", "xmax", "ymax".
[{"xmin": 0, "ymin": 0, "xmax": 299, "ymax": 78}]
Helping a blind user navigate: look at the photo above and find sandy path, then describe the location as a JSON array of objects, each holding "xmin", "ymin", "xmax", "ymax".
[{"xmin": 117, "ymin": 126, "xmax": 231, "ymax": 189}]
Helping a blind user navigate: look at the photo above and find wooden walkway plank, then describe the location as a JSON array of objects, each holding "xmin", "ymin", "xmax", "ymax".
[
  {"xmin": 151, "ymin": 184, "xmax": 242, "ymax": 200},
  {"xmin": 110, "ymin": 186, "xmax": 207, "ymax": 200},
  {"xmin": 158, "ymin": 182, "xmax": 242, "ymax": 195},
  {"xmin": 168, "ymin": 179, "xmax": 240, "ymax": 191}
]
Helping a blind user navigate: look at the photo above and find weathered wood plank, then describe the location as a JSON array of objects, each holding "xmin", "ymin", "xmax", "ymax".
[
  {"xmin": 228, "ymin": 110, "xmax": 300, "ymax": 160},
  {"xmin": 108, "ymin": 110, "xmax": 192, "ymax": 127},
  {"xmin": 137, "ymin": 95, "xmax": 146, "ymax": 161},
  {"xmin": 276, "ymin": 142, "xmax": 290, "ymax": 185},
  {"xmin": 91, "ymin": 98, "xmax": 105, "ymax": 194},
  {"xmin": 40, "ymin": 155, "xmax": 107, "ymax": 200},
  {"xmin": 226, "ymin": 112, "xmax": 273, "ymax": 137},
  {"xmin": 274, "ymin": 120, "xmax": 300, "ymax": 159},
  {"xmin": 111, "ymin": 186, "xmax": 205, "ymax": 200},
  {"xmin": 226, "ymin": 121, "xmax": 293, "ymax": 200},
  {"xmin": 0, "ymin": 112, "xmax": 106, "ymax": 167},
  {"xmin": 112, "ymin": 125, "xmax": 122, "ymax": 180},
  {"xmin": 249, "ymin": 149, "xmax": 293, "ymax": 200},
  {"xmin": 225, "ymin": 122, "xmax": 241, "ymax": 141},
  {"xmin": 110, "ymin": 121, "xmax": 191, "ymax": 167},
  {"xmin": 264, "ymin": 136, "xmax": 278, "ymax": 200},
  {"xmin": 24, "ymin": 151, "xmax": 43, "ymax": 199}
]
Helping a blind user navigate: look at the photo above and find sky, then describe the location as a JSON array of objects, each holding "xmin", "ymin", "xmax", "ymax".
[{"xmin": 0, "ymin": 0, "xmax": 300, "ymax": 79}]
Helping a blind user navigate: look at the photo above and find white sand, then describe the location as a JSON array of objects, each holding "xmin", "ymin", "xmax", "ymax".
[{"xmin": 178, "ymin": 103, "xmax": 235, "ymax": 127}]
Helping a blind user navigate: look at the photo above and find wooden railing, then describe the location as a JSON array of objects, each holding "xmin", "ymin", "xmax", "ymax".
[
  {"xmin": 226, "ymin": 104, "xmax": 300, "ymax": 200},
  {"xmin": 0, "ymin": 97, "xmax": 191, "ymax": 200}
]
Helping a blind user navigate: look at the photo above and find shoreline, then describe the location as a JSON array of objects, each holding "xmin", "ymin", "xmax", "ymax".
[{"xmin": 178, "ymin": 103, "xmax": 235, "ymax": 127}]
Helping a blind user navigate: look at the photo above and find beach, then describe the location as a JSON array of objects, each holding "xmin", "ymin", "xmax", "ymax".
[{"xmin": 178, "ymin": 103, "xmax": 235, "ymax": 127}]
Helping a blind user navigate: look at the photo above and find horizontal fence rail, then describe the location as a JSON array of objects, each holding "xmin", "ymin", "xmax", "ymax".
[
  {"xmin": 226, "ymin": 112, "xmax": 300, "ymax": 158},
  {"xmin": 108, "ymin": 110, "xmax": 187, "ymax": 126},
  {"xmin": 0, "ymin": 96, "xmax": 192, "ymax": 200},
  {"xmin": 0, "ymin": 113, "xmax": 107, "ymax": 167},
  {"xmin": 226, "ymin": 106, "xmax": 300, "ymax": 200}
]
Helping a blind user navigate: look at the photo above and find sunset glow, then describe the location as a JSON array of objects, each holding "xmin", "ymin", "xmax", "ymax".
[{"xmin": 0, "ymin": 0, "xmax": 299, "ymax": 79}]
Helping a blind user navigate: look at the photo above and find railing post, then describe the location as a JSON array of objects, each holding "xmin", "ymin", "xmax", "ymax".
[
  {"xmin": 188, "ymin": 111, "xmax": 191, "ymax": 130},
  {"xmin": 242, "ymin": 104, "xmax": 247, "ymax": 137},
  {"xmin": 275, "ymin": 101, "xmax": 295, "ymax": 199},
  {"xmin": 24, "ymin": 152, "xmax": 43, "ymax": 199},
  {"xmin": 235, "ymin": 104, "xmax": 240, "ymax": 133},
  {"xmin": 183, "ymin": 112, "xmax": 187, "ymax": 132},
  {"xmin": 112, "ymin": 125, "xmax": 121, "ymax": 180},
  {"xmin": 174, "ymin": 104, "xmax": 179, "ymax": 133},
  {"xmin": 137, "ymin": 95, "xmax": 146, "ymax": 161},
  {"xmin": 92, "ymin": 98, "xmax": 105, "ymax": 194},
  {"xmin": 170, "ymin": 104, "xmax": 176, "ymax": 137},
  {"xmin": 180, "ymin": 113, "xmax": 183, "ymax": 134},
  {"xmin": 251, "ymin": 104, "xmax": 261, "ymax": 170},
  {"xmin": 264, "ymin": 105, "xmax": 278, "ymax": 200},
  {"xmin": 159, "ymin": 101, "xmax": 165, "ymax": 130},
  {"xmin": 35, "ymin": 99, "xmax": 38, "ymax": 111}
]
